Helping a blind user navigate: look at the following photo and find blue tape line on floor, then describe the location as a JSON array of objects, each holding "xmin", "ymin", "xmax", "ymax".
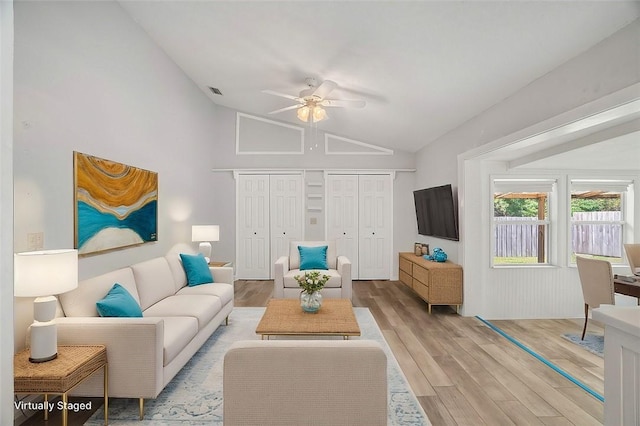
[{"xmin": 476, "ymin": 316, "xmax": 604, "ymax": 403}]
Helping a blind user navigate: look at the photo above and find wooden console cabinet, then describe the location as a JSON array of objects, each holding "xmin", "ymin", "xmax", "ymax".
[{"xmin": 399, "ymin": 252, "xmax": 463, "ymax": 313}]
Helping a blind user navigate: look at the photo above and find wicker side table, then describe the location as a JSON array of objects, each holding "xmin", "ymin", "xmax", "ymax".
[{"xmin": 14, "ymin": 345, "xmax": 108, "ymax": 426}]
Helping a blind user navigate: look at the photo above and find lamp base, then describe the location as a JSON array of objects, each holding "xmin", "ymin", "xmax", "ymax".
[
  {"xmin": 29, "ymin": 320, "xmax": 58, "ymax": 363},
  {"xmin": 29, "ymin": 352, "xmax": 57, "ymax": 363},
  {"xmin": 198, "ymin": 242, "xmax": 212, "ymax": 263}
]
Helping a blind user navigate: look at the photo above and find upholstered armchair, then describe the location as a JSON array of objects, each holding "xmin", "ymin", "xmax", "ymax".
[{"xmin": 274, "ymin": 240, "xmax": 352, "ymax": 300}]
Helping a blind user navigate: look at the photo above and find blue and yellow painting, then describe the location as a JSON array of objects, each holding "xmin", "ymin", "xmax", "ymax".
[{"xmin": 74, "ymin": 152, "xmax": 158, "ymax": 255}]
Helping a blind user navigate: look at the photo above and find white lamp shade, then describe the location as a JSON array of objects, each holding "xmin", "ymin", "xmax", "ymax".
[
  {"xmin": 14, "ymin": 249, "xmax": 78, "ymax": 297},
  {"xmin": 192, "ymin": 225, "xmax": 220, "ymax": 242}
]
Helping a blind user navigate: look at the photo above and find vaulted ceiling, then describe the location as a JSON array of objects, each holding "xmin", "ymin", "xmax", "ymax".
[{"xmin": 119, "ymin": 1, "xmax": 639, "ymax": 154}]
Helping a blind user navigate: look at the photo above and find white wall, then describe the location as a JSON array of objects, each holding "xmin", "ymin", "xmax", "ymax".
[
  {"xmin": 12, "ymin": 1, "xmax": 223, "ymax": 350},
  {"xmin": 415, "ymin": 20, "xmax": 640, "ymax": 318},
  {"xmin": 0, "ymin": 2, "xmax": 13, "ymax": 423}
]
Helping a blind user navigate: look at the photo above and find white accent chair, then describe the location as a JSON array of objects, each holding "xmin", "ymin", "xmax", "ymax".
[{"xmin": 274, "ymin": 240, "xmax": 352, "ymax": 300}]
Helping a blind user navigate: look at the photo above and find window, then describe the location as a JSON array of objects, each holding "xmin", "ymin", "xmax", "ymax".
[
  {"xmin": 492, "ymin": 179, "xmax": 556, "ymax": 265},
  {"xmin": 570, "ymin": 179, "xmax": 632, "ymax": 264}
]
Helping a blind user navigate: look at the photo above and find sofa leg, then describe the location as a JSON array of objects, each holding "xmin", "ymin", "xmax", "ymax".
[
  {"xmin": 139, "ymin": 398, "xmax": 144, "ymax": 420},
  {"xmin": 225, "ymin": 316, "xmax": 229, "ymax": 326}
]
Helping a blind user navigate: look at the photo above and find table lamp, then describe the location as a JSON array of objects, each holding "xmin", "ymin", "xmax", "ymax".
[
  {"xmin": 14, "ymin": 249, "xmax": 78, "ymax": 363},
  {"xmin": 192, "ymin": 225, "xmax": 219, "ymax": 263}
]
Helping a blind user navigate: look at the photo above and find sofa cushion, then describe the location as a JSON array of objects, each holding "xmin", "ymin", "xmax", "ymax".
[
  {"xmin": 284, "ymin": 269, "xmax": 342, "ymax": 289},
  {"xmin": 298, "ymin": 245, "xmax": 329, "ymax": 270},
  {"xmin": 289, "ymin": 241, "xmax": 337, "ymax": 270},
  {"xmin": 179, "ymin": 253, "xmax": 214, "ymax": 286},
  {"xmin": 96, "ymin": 283, "xmax": 143, "ymax": 318},
  {"xmin": 59, "ymin": 267, "xmax": 139, "ymax": 317},
  {"xmin": 161, "ymin": 316, "xmax": 198, "ymax": 366},
  {"xmin": 143, "ymin": 295, "xmax": 222, "ymax": 330},
  {"xmin": 165, "ymin": 252, "xmax": 188, "ymax": 292},
  {"xmin": 176, "ymin": 283, "xmax": 234, "ymax": 306},
  {"xmin": 131, "ymin": 258, "xmax": 177, "ymax": 311}
]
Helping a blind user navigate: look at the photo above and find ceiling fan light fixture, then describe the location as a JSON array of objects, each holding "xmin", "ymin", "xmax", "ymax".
[
  {"xmin": 312, "ymin": 106, "xmax": 327, "ymax": 122},
  {"xmin": 297, "ymin": 105, "xmax": 310, "ymax": 122}
]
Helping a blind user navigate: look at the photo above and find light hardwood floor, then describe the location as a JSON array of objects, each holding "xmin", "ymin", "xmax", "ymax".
[
  {"xmin": 237, "ymin": 279, "xmax": 605, "ymax": 426},
  {"xmin": 20, "ymin": 279, "xmax": 604, "ymax": 425}
]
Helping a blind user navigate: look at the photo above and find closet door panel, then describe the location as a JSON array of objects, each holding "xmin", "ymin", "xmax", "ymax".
[
  {"xmin": 326, "ymin": 175, "xmax": 359, "ymax": 279},
  {"xmin": 236, "ymin": 175, "xmax": 270, "ymax": 279},
  {"xmin": 270, "ymin": 175, "xmax": 303, "ymax": 276},
  {"xmin": 358, "ymin": 175, "xmax": 391, "ymax": 279}
]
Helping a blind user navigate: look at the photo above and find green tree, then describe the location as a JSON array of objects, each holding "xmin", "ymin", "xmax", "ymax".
[
  {"xmin": 494, "ymin": 198, "xmax": 540, "ymax": 217},
  {"xmin": 571, "ymin": 196, "xmax": 620, "ymax": 213}
]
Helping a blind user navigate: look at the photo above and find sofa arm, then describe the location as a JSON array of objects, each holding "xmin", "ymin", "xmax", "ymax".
[
  {"xmin": 337, "ymin": 255, "xmax": 353, "ymax": 300},
  {"xmin": 273, "ymin": 256, "xmax": 289, "ymax": 298},
  {"xmin": 54, "ymin": 317, "xmax": 164, "ymax": 399},
  {"xmin": 210, "ymin": 266, "xmax": 233, "ymax": 285}
]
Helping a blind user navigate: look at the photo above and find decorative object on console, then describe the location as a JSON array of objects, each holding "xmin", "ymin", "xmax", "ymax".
[
  {"xmin": 14, "ymin": 249, "xmax": 78, "ymax": 362},
  {"xmin": 295, "ymin": 271, "xmax": 331, "ymax": 313},
  {"xmin": 425, "ymin": 247, "xmax": 447, "ymax": 262},
  {"xmin": 74, "ymin": 151, "xmax": 158, "ymax": 255},
  {"xmin": 192, "ymin": 225, "xmax": 219, "ymax": 263}
]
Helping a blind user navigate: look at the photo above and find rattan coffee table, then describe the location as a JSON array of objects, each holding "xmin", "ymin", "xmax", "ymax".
[{"xmin": 256, "ymin": 298, "xmax": 361, "ymax": 339}]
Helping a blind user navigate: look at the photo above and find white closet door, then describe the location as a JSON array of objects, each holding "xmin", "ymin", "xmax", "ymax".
[
  {"xmin": 358, "ymin": 175, "xmax": 392, "ymax": 279},
  {"xmin": 236, "ymin": 175, "xmax": 270, "ymax": 279},
  {"xmin": 326, "ymin": 175, "xmax": 359, "ymax": 279},
  {"xmin": 270, "ymin": 174, "xmax": 303, "ymax": 277}
]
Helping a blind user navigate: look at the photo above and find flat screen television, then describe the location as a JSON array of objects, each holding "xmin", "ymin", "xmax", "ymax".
[{"xmin": 413, "ymin": 184, "xmax": 459, "ymax": 241}]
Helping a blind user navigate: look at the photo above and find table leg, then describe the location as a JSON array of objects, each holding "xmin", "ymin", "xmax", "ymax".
[
  {"xmin": 62, "ymin": 392, "xmax": 68, "ymax": 426},
  {"xmin": 104, "ymin": 363, "xmax": 109, "ymax": 425},
  {"xmin": 43, "ymin": 394, "xmax": 48, "ymax": 420}
]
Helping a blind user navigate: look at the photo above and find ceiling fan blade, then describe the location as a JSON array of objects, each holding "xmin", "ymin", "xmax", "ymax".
[
  {"xmin": 262, "ymin": 89, "xmax": 301, "ymax": 101},
  {"xmin": 268, "ymin": 104, "xmax": 301, "ymax": 114},
  {"xmin": 320, "ymin": 99, "xmax": 366, "ymax": 108},
  {"xmin": 312, "ymin": 80, "xmax": 338, "ymax": 99}
]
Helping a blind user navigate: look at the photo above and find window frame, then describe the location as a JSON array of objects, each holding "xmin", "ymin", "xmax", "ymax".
[
  {"xmin": 568, "ymin": 179, "xmax": 633, "ymax": 265},
  {"xmin": 491, "ymin": 178, "xmax": 556, "ymax": 267}
]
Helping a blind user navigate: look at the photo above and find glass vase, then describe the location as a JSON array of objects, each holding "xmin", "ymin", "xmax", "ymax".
[{"xmin": 300, "ymin": 290, "xmax": 323, "ymax": 313}]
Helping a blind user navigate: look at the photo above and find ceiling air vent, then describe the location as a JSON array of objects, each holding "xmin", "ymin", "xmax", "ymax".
[{"xmin": 208, "ymin": 87, "xmax": 223, "ymax": 96}]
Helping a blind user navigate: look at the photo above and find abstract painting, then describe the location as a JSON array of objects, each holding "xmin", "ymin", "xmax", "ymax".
[{"xmin": 74, "ymin": 152, "xmax": 158, "ymax": 255}]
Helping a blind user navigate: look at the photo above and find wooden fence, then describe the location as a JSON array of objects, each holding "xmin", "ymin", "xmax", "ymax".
[
  {"xmin": 571, "ymin": 211, "xmax": 622, "ymax": 258},
  {"xmin": 494, "ymin": 212, "xmax": 622, "ymax": 258}
]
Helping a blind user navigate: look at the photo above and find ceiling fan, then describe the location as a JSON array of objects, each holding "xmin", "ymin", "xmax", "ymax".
[{"xmin": 263, "ymin": 78, "xmax": 366, "ymax": 123}]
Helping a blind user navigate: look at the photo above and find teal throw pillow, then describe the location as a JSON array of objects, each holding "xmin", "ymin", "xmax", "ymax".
[
  {"xmin": 96, "ymin": 283, "xmax": 143, "ymax": 318},
  {"xmin": 298, "ymin": 245, "xmax": 329, "ymax": 270},
  {"xmin": 180, "ymin": 253, "xmax": 214, "ymax": 286}
]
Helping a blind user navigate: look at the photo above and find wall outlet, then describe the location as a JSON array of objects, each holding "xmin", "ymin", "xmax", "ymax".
[{"xmin": 27, "ymin": 232, "xmax": 44, "ymax": 250}]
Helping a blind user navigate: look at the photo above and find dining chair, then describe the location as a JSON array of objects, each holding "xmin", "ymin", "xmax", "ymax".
[
  {"xmin": 576, "ymin": 256, "xmax": 615, "ymax": 340},
  {"xmin": 624, "ymin": 243, "xmax": 640, "ymax": 276}
]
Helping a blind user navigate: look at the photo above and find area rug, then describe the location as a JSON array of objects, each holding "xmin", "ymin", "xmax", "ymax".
[
  {"xmin": 562, "ymin": 333, "xmax": 604, "ymax": 357},
  {"xmin": 86, "ymin": 307, "xmax": 430, "ymax": 425}
]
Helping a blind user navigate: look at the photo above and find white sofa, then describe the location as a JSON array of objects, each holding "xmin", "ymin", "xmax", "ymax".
[
  {"xmin": 223, "ymin": 340, "xmax": 387, "ymax": 426},
  {"xmin": 54, "ymin": 248, "xmax": 234, "ymax": 419},
  {"xmin": 273, "ymin": 240, "xmax": 352, "ymax": 299}
]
